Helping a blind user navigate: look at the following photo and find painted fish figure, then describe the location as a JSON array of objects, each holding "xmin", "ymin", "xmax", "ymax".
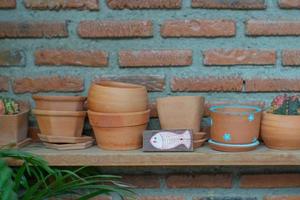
[{"xmin": 150, "ymin": 130, "xmax": 191, "ymax": 150}]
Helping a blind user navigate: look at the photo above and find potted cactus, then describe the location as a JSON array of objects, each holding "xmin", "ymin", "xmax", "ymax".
[
  {"xmin": 261, "ymin": 94, "xmax": 300, "ymax": 150},
  {"xmin": 0, "ymin": 97, "xmax": 29, "ymax": 147}
]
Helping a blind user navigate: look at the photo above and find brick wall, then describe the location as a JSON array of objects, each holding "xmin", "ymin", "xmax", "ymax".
[{"xmin": 1, "ymin": 1, "xmax": 300, "ymax": 199}]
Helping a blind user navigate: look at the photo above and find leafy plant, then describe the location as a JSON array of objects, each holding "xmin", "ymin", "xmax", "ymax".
[
  {"xmin": 269, "ymin": 94, "xmax": 300, "ymax": 115},
  {"xmin": 0, "ymin": 145, "xmax": 136, "ymax": 200},
  {"xmin": 0, "ymin": 97, "xmax": 20, "ymax": 115}
]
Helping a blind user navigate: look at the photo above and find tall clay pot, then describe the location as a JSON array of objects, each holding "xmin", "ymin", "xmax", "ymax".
[
  {"xmin": 157, "ymin": 96, "xmax": 205, "ymax": 133},
  {"xmin": 210, "ymin": 105, "xmax": 262, "ymax": 144},
  {"xmin": 261, "ymin": 112, "xmax": 300, "ymax": 150}
]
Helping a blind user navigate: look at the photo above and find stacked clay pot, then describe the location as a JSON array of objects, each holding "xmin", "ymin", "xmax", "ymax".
[
  {"xmin": 32, "ymin": 95, "xmax": 87, "ymax": 138},
  {"xmin": 87, "ymin": 81, "xmax": 150, "ymax": 150}
]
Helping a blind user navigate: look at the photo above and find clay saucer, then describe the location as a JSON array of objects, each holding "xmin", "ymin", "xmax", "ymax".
[
  {"xmin": 208, "ymin": 139, "xmax": 259, "ymax": 152},
  {"xmin": 38, "ymin": 134, "xmax": 93, "ymax": 144},
  {"xmin": 43, "ymin": 140, "xmax": 94, "ymax": 150},
  {"xmin": 193, "ymin": 137, "xmax": 208, "ymax": 148}
]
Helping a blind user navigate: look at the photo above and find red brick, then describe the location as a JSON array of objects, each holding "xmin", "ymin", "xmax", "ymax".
[
  {"xmin": 0, "ymin": 76, "xmax": 9, "ymax": 91},
  {"xmin": 171, "ymin": 76, "xmax": 243, "ymax": 92},
  {"xmin": 107, "ymin": 0, "xmax": 181, "ymax": 9},
  {"xmin": 94, "ymin": 75, "xmax": 165, "ymax": 91},
  {"xmin": 78, "ymin": 20, "xmax": 152, "ymax": 38},
  {"xmin": 161, "ymin": 19, "xmax": 236, "ymax": 37},
  {"xmin": 282, "ymin": 50, "xmax": 300, "ymax": 66},
  {"xmin": 264, "ymin": 196, "xmax": 300, "ymax": 200},
  {"xmin": 246, "ymin": 20, "xmax": 300, "ymax": 36},
  {"xmin": 0, "ymin": 50, "xmax": 25, "ymax": 66},
  {"xmin": 149, "ymin": 102, "xmax": 158, "ymax": 118},
  {"xmin": 119, "ymin": 50, "xmax": 192, "ymax": 67},
  {"xmin": 121, "ymin": 175, "xmax": 161, "ymax": 188},
  {"xmin": 28, "ymin": 127, "xmax": 40, "ymax": 142},
  {"xmin": 192, "ymin": 0, "xmax": 266, "ymax": 9},
  {"xmin": 138, "ymin": 196, "xmax": 184, "ymax": 200},
  {"xmin": 166, "ymin": 174, "xmax": 232, "ymax": 188},
  {"xmin": 0, "ymin": 21, "xmax": 68, "ymax": 38},
  {"xmin": 35, "ymin": 49, "xmax": 108, "ymax": 67},
  {"xmin": 13, "ymin": 76, "xmax": 83, "ymax": 93},
  {"xmin": 194, "ymin": 198, "xmax": 257, "ymax": 200},
  {"xmin": 245, "ymin": 78, "xmax": 300, "ymax": 92},
  {"xmin": 240, "ymin": 174, "xmax": 300, "ymax": 188},
  {"xmin": 203, "ymin": 49, "xmax": 276, "ymax": 65},
  {"xmin": 24, "ymin": 0, "xmax": 99, "ymax": 10},
  {"xmin": 0, "ymin": 0, "xmax": 16, "ymax": 8},
  {"xmin": 279, "ymin": 0, "xmax": 300, "ymax": 8}
]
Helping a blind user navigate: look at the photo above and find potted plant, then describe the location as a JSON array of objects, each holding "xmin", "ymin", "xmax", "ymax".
[
  {"xmin": 261, "ymin": 94, "xmax": 300, "ymax": 150},
  {"xmin": 0, "ymin": 97, "xmax": 29, "ymax": 147}
]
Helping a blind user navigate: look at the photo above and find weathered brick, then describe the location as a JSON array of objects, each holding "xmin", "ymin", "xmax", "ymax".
[
  {"xmin": 166, "ymin": 174, "xmax": 232, "ymax": 188},
  {"xmin": 119, "ymin": 50, "xmax": 192, "ymax": 67},
  {"xmin": 78, "ymin": 20, "xmax": 152, "ymax": 38},
  {"xmin": 279, "ymin": 0, "xmax": 300, "ymax": 8},
  {"xmin": 0, "ymin": 21, "xmax": 68, "ymax": 38},
  {"xmin": 245, "ymin": 78, "xmax": 300, "ymax": 92},
  {"xmin": 13, "ymin": 76, "xmax": 83, "ymax": 93},
  {"xmin": 0, "ymin": 0, "xmax": 16, "ymax": 8},
  {"xmin": 194, "ymin": 197, "xmax": 257, "ymax": 200},
  {"xmin": 240, "ymin": 174, "xmax": 300, "ymax": 188},
  {"xmin": 107, "ymin": 0, "xmax": 181, "ymax": 9},
  {"xmin": 94, "ymin": 75, "xmax": 165, "ymax": 92},
  {"xmin": 264, "ymin": 196, "xmax": 300, "ymax": 200},
  {"xmin": 192, "ymin": 0, "xmax": 266, "ymax": 9},
  {"xmin": 0, "ymin": 76, "xmax": 9, "ymax": 91},
  {"xmin": 282, "ymin": 50, "xmax": 300, "ymax": 66},
  {"xmin": 138, "ymin": 196, "xmax": 184, "ymax": 200},
  {"xmin": 0, "ymin": 50, "xmax": 25, "ymax": 66},
  {"xmin": 35, "ymin": 49, "xmax": 108, "ymax": 67},
  {"xmin": 161, "ymin": 19, "xmax": 236, "ymax": 37},
  {"xmin": 121, "ymin": 175, "xmax": 161, "ymax": 188},
  {"xmin": 246, "ymin": 20, "xmax": 300, "ymax": 36},
  {"xmin": 149, "ymin": 102, "xmax": 158, "ymax": 118},
  {"xmin": 203, "ymin": 49, "xmax": 276, "ymax": 65},
  {"xmin": 24, "ymin": 0, "xmax": 99, "ymax": 10},
  {"xmin": 171, "ymin": 76, "xmax": 243, "ymax": 92}
]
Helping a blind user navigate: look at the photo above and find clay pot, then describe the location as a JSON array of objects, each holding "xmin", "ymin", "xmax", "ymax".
[
  {"xmin": 33, "ymin": 95, "xmax": 86, "ymax": 111},
  {"xmin": 210, "ymin": 105, "xmax": 262, "ymax": 144},
  {"xmin": 88, "ymin": 109, "xmax": 150, "ymax": 150},
  {"xmin": 157, "ymin": 96, "xmax": 205, "ymax": 133},
  {"xmin": 33, "ymin": 109, "xmax": 86, "ymax": 137},
  {"xmin": 261, "ymin": 112, "xmax": 300, "ymax": 150},
  {"xmin": 0, "ymin": 109, "xmax": 29, "ymax": 146},
  {"xmin": 88, "ymin": 81, "xmax": 148, "ymax": 113}
]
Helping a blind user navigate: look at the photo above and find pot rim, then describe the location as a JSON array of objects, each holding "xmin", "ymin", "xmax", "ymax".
[
  {"xmin": 88, "ymin": 109, "xmax": 150, "ymax": 116},
  {"xmin": 32, "ymin": 95, "xmax": 86, "ymax": 101},
  {"xmin": 0, "ymin": 109, "xmax": 29, "ymax": 116},
  {"xmin": 32, "ymin": 109, "xmax": 86, "ymax": 117},
  {"xmin": 157, "ymin": 95, "xmax": 204, "ymax": 102},
  {"xmin": 209, "ymin": 104, "xmax": 261, "ymax": 115},
  {"xmin": 208, "ymin": 139, "xmax": 259, "ymax": 147},
  {"xmin": 92, "ymin": 81, "xmax": 145, "ymax": 90}
]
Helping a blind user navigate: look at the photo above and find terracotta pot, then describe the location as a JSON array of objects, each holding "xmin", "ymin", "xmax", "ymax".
[
  {"xmin": 261, "ymin": 112, "xmax": 300, "ymax": 150},
  {"xmin": 210, "ymin": 105, "xmax": 262, "ymax": 144},
  {"xmin": 88, "ymin": 109, "xmax": 150, "ymax": 150},
  {"xmin": 157, "ymin": 96, "xmax": 205, "ymax": 133},
  {"xmin": 33, "ymin": 109, "xmax": 86, "ymax": 137},
  {"xmin": 88, "ymin": 81, "xmax": 148, "ymax": 113},
  {"xmin": 33, "ymin": 95, "xmax": 86, "ymax": 111},
  {"xmin": 0, "ymin": 109, "xmax": 29, "ymax": 146}
]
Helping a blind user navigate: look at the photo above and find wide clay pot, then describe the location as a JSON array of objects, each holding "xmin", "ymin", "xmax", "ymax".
[
  {"xmin": 33, "ymin": 109, "xmax": 86, "ymax": 137},
  {"xmin": 157, "ymin": 96, "xmax": 205, "ymax": 133},
  {"xmin": 0, "ymin": 109, "xmax": 29, "ymax": 146},
  {"xmin": 88, "ymin": 109, "xmax": 150, "ymax": 150},
  {"xmin": 33, "ymin": 95, "xmax": 86, "ymax": 111},
  {"xmin": 261, "ymin": 112, "xmax": 300, "ymax": 150},
  {"xmin": 210, "ymin": 105, "xmax": 262, "ymax": 144},
  {"xmin": 88, "ymin": 81, "xmax": 148, "ymax": 113}
]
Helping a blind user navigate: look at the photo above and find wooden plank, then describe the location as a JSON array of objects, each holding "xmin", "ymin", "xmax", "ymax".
[{"xmin": 7, "ymin": 143, "xmax": 300, "ymax": 166}]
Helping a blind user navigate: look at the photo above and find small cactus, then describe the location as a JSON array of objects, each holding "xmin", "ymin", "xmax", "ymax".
[
  {"xmin": 270, "ymin": 94, "xmax": 300, "ymax": 115},
  {"xmin": 0, "ymin": 97, "xmax": 20, "ymax": 115}
]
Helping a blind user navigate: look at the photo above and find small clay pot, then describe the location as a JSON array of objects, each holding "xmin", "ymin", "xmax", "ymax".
[
  {"xmin": 261, "ymin": 112, "xmax": 300, "ymax": 150},
  {"xmin": 88, "ymin": 109, "xmax": 150, "ymax": 150},
  {"xmin": 157, "ymin": 96, "xmax": 205, "ymax": 133},
  {"xmin": 33, "ymin": 95, "xmax": 86, "ymax": 111},
  {"xmin": 88, "ymin": 81, "xmax": 148, "ymax": 113},
  {"xmin": 33, "ymin": 109, "xmax": 86, "ymax": 137},
  {"xmin": 209, "ymin": 105, "xmax": 262, "ymax": 144}
]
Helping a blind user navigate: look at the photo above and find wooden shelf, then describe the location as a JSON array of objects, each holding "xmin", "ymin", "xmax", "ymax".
[{"xmin": 8, "ymin": 143, "xmax": 300, "ymax": 166}]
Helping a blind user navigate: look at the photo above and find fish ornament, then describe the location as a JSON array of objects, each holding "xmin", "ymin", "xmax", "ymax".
[{"xmin": 150, "ymin": 130, "xmax": 192, "ymax": 150}]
